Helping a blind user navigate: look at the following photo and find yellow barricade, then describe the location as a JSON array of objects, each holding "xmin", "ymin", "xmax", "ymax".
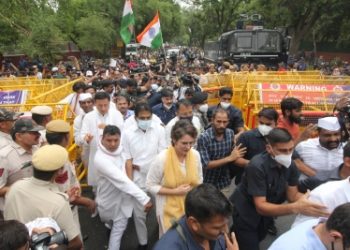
[
  {"xmin": 0, "ymin": 102, "xmax": 88, "ymax": 185},
  {"xmin": 68, "ymin": 144, "xmax": 87, "ymax": 187},
  {"xmin": 26, "ymin": 78, "xmax": 83, "ymax": 104},
  {"xmin": 201, "ymin": 71, "xmax": 350, "ymax": 129},
  {"xmin": 0, "ymin": 103, "xmax": 73, "ymax": 121},
  {"xmin": 0, "ymin": 77, "xmax": 69, "ymax": 87},
  {"xmin": 0, "ymin": 84, "xmax": 56, "ymax": 100}
]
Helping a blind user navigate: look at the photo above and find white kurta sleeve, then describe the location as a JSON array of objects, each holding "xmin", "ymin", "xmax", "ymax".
[
  {"xmin": 73, "ymin": 116, "xmax": 84, "ymax": 146},
  {"xmin": 157, "ymin": 126, "xmax": 167, "ymax": 152},
  {"xmin": 146, "ymin": 151, "xmax": 165, "ymax": 195},
  {"xmin": 58, "ymin": 93, "xmax": 74, "ymax": 104},
  {"xmin": 80, "ymin": 114, "xmax": 92, "ymax": 146},
  {"xmin": 121, "ymin": 133, "xmax": 132, "ymax": 160},
  {"xmin": 165, "ymin": 123, "xmax": 172, "ymax": 146},
  {"xmin": 113, "ymin": 109, "xmax": 124, "ymax": 131},
  {"xmin": 193, "ymin": 149, "xmax": 203, "ymax": 183},
  {"xmin": 95, "ymin": 156, "xmax": 150, "ymax": 206}
]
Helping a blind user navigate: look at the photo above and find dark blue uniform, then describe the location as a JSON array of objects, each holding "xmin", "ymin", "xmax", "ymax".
[{"xmin": 153, "ymin": 216, "xmax": 227, "ymax": 250}]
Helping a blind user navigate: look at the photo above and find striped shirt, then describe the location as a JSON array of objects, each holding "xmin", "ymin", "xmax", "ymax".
[{"xmin": 197, "ymin": 127, "xmax": 234, "ymax": 189}]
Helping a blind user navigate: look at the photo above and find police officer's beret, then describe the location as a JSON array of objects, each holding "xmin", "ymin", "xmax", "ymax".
[
  {"xmin": 0, "ymin": 108, "xmax": 22, "ymax": 121},
  {"xmin": 31, "ymin": 105, "xmax": 53, "ymax": 116},
  {"xmin": 46, "ymin": 120, "xmax": 70, "ymax": 133},
  {"xmin": 32, "ymin": 145, "xmax": 68, "ymax": 171}
]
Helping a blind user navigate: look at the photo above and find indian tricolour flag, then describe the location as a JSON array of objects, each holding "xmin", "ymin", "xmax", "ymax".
[
  {"xmin": 119, "ymin": 0, "xmax": 135, "ymax": 45},
  {"xmin": 137, "ymin": 12, "xmax": 163, "ymax": 49}
]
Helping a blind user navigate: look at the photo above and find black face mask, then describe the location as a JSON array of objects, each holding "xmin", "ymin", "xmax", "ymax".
[{"xmin": 179, "ymin": 116, "xmax": 193, "ymax": 122}]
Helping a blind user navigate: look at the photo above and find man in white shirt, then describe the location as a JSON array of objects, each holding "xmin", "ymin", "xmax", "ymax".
[
  {"xmin": 73, "ymin": 93, "xmax": 94, "ymax": 166},
  {"xmin": 80, "ymin": 91, "xmax": 124, "ymax": 187},
  {"xmin": 94, "ymin": 125, "xmax": 152, "ymax": 250},
  {"xmin": 295, "ymin": 117, "xmax": 343, "ymax": 180},
  {"xmin": 123, "ymin": 102, "xmax": 167, "ymax": 249},
  {"xmin": 270, "ymin": 203, "xmax": 350, "ymax": 250},
  {"xmin": 165, "ymin": 99, "xmax": 202, "ymax": 146},
  {"xmin": 59, "ymin": 82, "xmax": 86, "ymax": 115}
]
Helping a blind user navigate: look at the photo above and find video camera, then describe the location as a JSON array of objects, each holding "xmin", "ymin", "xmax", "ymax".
[{"xmin": 31, "ymin": 231, "xmax": 68, "ymax": 250}]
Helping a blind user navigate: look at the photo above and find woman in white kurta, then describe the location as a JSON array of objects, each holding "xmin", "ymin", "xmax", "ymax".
[
  {"xmin": 146, "ymin": 120, "xmax": 203, "ymax": 236},
  {"xmin": 94, "ymin": 125, "xmax": 151, "ymax": 250}
]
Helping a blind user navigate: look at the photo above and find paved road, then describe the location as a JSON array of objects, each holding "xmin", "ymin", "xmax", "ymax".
[{"xmin": 79, "ymin": 188, "xmax": 295, "ymax": 250}]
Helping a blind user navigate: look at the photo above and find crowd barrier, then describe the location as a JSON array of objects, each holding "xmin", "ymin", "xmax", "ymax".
[
  {"xmin": 0, "ymin": 101, "xmax": 88, "ymax": 184},
  {"xmin": 26, "ymin": 78, "xmax": 83, "ymax": 104},
  {"xmin": 0, "ymin": 77, "xmax": 69, "ymax": 87},
  {"xmin": 202, "ymin": 71, "xmax": 350, "ymax": 128},
  {"xmin": 0, "ymin": 84, "xmax": 57, "ymax": 100}
]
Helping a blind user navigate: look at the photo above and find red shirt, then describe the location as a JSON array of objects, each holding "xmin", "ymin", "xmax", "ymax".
[{"xmin": 277, "ymin": 116, "xmax": 300, "ymax": 141}]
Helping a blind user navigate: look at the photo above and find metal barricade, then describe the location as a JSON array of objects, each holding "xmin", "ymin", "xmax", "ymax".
[
  {"xmin": 0, "ymin": 77, "xmax": 69, "ymax": 86},
  {"xmin": 26, "ymin": 78, "xmax": 83, "ymax": 104}
]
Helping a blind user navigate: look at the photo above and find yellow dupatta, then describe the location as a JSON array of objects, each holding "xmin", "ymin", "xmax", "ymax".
[{"xmin": 163, "ymin": 146, "xmax": 199, "ymax": 231}]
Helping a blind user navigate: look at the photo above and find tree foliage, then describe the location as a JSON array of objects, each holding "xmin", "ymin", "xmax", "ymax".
[
  {"xmin": 0, "ymin": 0, "xmax": 349, "ymax": 60},
  {"xmin": 0, "ymin": 0, "xmax": 185, "ymax": 61}
]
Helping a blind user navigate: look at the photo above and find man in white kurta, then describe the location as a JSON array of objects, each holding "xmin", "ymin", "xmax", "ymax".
[
  {"xmin": 295, "ymin": 117, "xmax": 343, "ymax": 180},
  {"xmin": 59, "ymin": 82, "xmax": 86, "ymax": 116},
  {"xmin": 94, "ymin": 125, "xmax": 151, "ymax": 250},
  {"xmin": 73, "ymin": 93, "xmax": 94, "ymax": 166},
  {"xmin": 165, "ymin": 100, "xmax": 203, "ymax": 146},
  {"xmin": 80, "ymin": 92, "xmax": 124, "ymax": 187},
  {"xmin": 122, "ymin": 104, "xmax": 167, "ymax": 247}
]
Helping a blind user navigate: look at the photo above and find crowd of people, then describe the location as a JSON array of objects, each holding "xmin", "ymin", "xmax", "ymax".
[
  {"xmin": 1, "ymin": 48, "xmax": 350, "ymax": 82},
  {"xmin": 0, "ymin": 51, "xmax": 350, "ymax": 250}
]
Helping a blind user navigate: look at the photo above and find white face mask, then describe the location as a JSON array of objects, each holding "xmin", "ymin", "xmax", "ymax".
[
  {"xmin": 257, "ymin": 124, "xmax": 273, "ymax": 136},
  {"xmin": 151, "ymin": 84, "xmax": 158, "ymax": 91},
  {"xmin": 199, "ymin": 104, "xmax": 209, "ymax": 113},
  {"xmin": 137, "ymin": 119, "xmax": 152, "ymax": 131},
  {"xmin": 273, "ymin": 153, "xmax": 293, "ymax": 168},
  {"xmin": 220, "ymin": 102, "xmax": 230, "ymax": 109}
]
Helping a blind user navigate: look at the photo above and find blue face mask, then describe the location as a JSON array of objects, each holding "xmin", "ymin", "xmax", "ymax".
[{"xmin": 137, "ymin": 119, "xmax": 152, "ymax": 131}]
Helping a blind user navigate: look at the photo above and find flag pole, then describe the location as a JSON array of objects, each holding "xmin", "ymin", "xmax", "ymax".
[{"xmin": 158, "ymin": 11, "xmax": 166, "ymax": 62}]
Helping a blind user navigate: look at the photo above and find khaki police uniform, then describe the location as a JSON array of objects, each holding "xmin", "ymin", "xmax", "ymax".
[
  {"xmin": 47, "ymin": 120, "xmax": 83, "ymax": 236},
  {"xmin": 0, "ymin": 142, "xmax": 37, "ymax": 211},
  {"xmin": 4, "ymin": 144, "xmax": 80, "ymax": 241},
  {"xmin": 0, "ymin": 131, "xmax": 12, "ymax": 150},
  {"xmin": 4, "ymin": 177, "xmax": 80, "ymax": 241}
]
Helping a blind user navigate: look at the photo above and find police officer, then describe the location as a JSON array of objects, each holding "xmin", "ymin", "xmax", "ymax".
[
  {"xmin": 0, "ymin": 108, "xmax": 21, "ymax": 150},
  {"xmin": 31, "ymin": 105, "xmax": 53, "ymax": 146},
  {"xmin": 0, "ymin": 118, "xmax": 42, "ymax": 215},
  {"xmin": 46, "ymin": 119, "xmax": 96, "ymax": 236},
  {"xmin": 4, "ymin": 144, "xmax": 83, "ymax": 249}
]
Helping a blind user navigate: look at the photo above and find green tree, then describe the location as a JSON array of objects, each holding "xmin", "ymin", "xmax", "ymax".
[{"xmin": 247, "ymin": 0, "xmax": 350, "ymax": 55}]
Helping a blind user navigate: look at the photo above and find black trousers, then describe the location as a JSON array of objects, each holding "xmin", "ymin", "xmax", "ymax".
[{"xmin": 231, "ymin": 209, "xmax": 271, "ymax": 250}]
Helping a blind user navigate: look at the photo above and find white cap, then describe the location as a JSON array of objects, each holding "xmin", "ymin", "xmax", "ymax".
[
  {"xmin": 317, "ymin": 117, "xmax": 341, "ymax": 131},
  {"xmin": 52, "ymin": 66, "xmax": 58, "ymax": 72},
  {"xmin": 79, "ymin": 93, "xmax": 93, "ymax": 101},
  {"xmin": 86, "ymin": 70, "xmax": 93, "ymax": 77}
]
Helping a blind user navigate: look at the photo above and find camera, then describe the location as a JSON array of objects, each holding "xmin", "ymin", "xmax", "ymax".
[
  {"xmin": 31, "ymin": 231, "xmax": 68, "ymax": 250},
  {"xmin": 180, "ymin": 74, "xmax": 195, "ymax": 86}
]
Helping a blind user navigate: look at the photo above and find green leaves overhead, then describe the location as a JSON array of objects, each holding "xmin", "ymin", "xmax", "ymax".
[{"xmin": 0, "ymin": 0, "xmax": 185, "ymax": 60}]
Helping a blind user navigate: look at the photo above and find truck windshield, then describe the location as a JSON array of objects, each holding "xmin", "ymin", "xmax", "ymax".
[{"xmin": 257, "ymin": 32, "xmax": 280, "ymax": 52}]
